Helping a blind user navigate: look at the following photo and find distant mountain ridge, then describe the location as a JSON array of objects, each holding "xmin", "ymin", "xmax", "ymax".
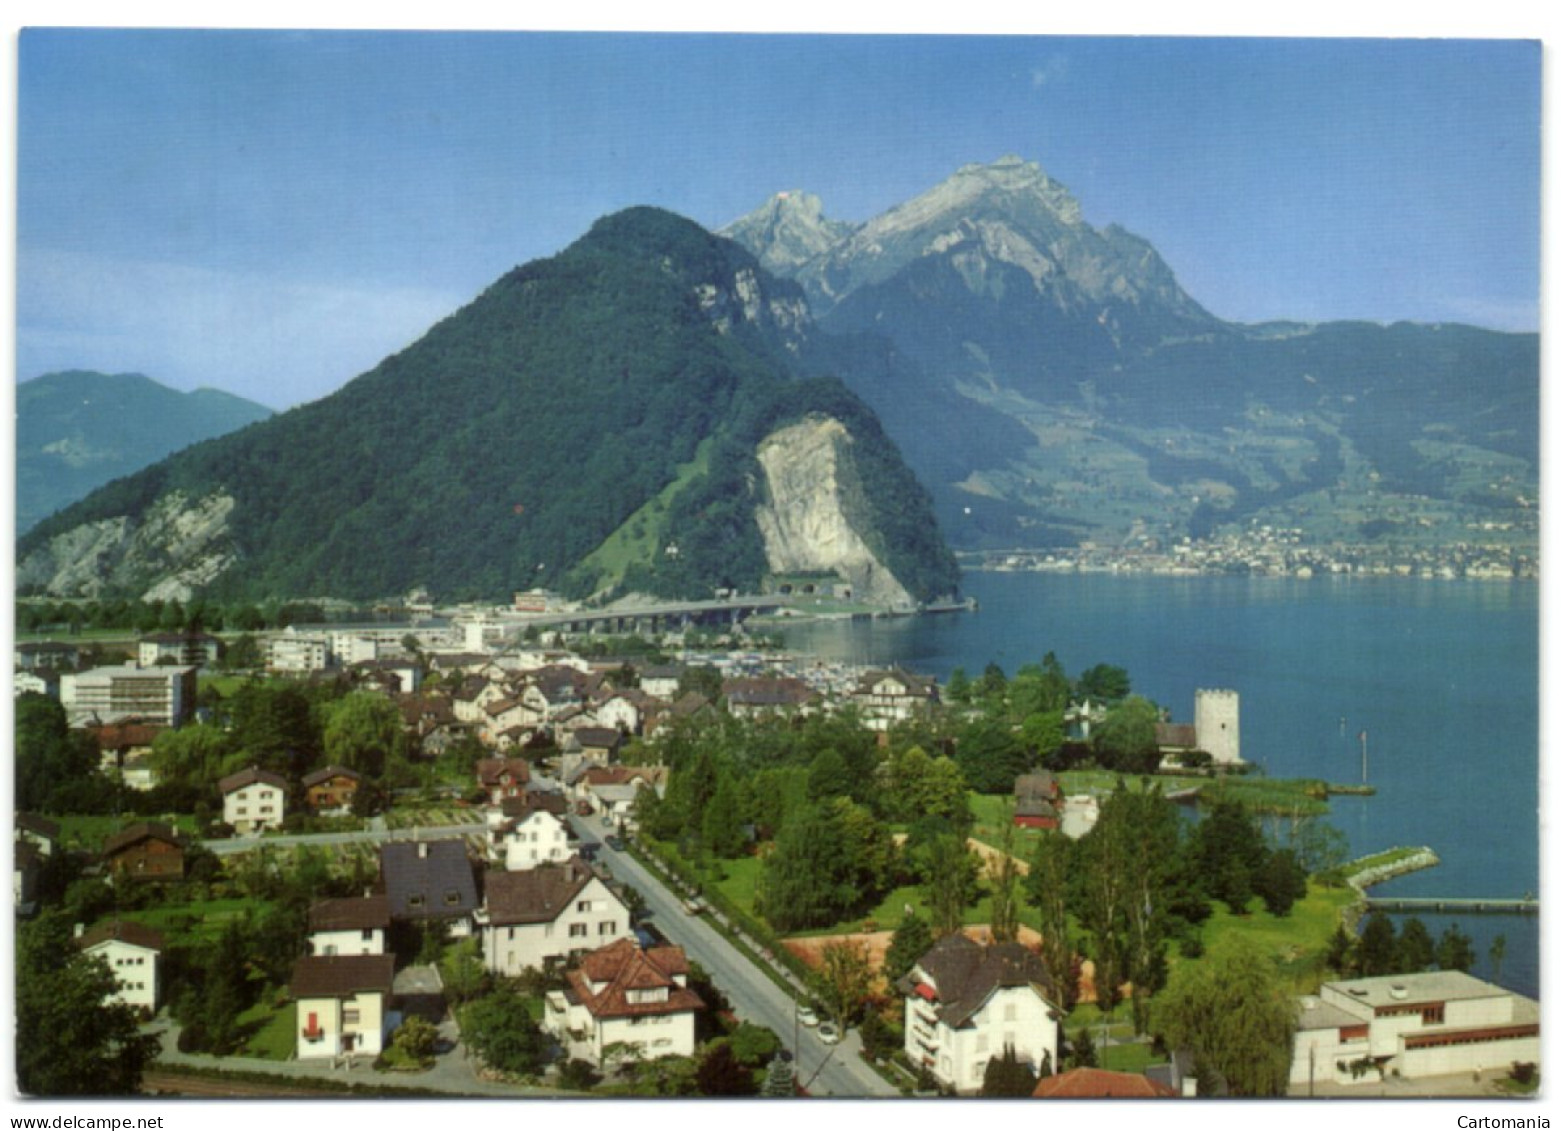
[
  {"xmin": 17, "ymin": 210, "xmax": 959, "ymax": 606},
  {"xmin": 722, "ymin": 156, "xmax": 1538, "ymax": 557},
  {"xmin": 16, "ymin": 371, "xmax": 273, "ymax": 535}
]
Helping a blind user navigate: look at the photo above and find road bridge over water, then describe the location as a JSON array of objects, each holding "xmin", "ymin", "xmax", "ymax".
[{"xmin": 497, "ymin": 595, "xmax": 798, "ymax": 636}]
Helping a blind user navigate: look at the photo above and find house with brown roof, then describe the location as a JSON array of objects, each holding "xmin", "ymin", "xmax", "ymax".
[
  {"xmin": 15, "ymin": 812, "xmax": 61, "ymax": 857},
  {"xmin": 219, "ymin": 766, "xmax": 289, "ymax": 834},
  {"xmin": 722, "ymin": 676, "xmax": 819, "ymax": 720},
  {"xmin": 573, "ymin": 726, "xmax": 625, "ymax": 764},
  {"xmin": 476, "ymin": 756, "xmax": 531, "ymax": 805},
  {"xmin": 898, "ymin": 933, "xmax": 1064, "ymax": 1094},
  {"xmin": 302, "ymin": 765, "xmax": 362, "ymax": 814},
  {"xmin": 1033, "ymin": 1067, "xmax": 1177, "ymax": 1098},
  {"xmin": 851, "ymin": 668, "xmax": 938, "ymax": 731},
  {"xmin": 291, "ymin": 954, "xmax": 397, "ymax": 1060},
  {"xmin": 478, "ymin": 857, "xmax": 630, "ymax": 974},
  {"xmin": 1014, "ymin": 772, "xmax": 1062, "ymax": 830},
  {"xmin": 77, "ymin": 920, "xmax": 166, "ymax": 1015},
  {"xmin": 308, "ymin": 895, "xmax": 391, "ymax": 956},
  {"xmin": 487, "ymin": 803, "xmax": 572, "ymax": 872},
  {"xmin": 102, "ymin": 821, "xmax": 186, "ymax": 882},
  {"xmin": 545, "ymin": 938, "xmax": 704, "ymax": 1065}
]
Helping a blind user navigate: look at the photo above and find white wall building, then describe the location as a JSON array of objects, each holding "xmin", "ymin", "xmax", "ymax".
[
  {"xmin": 898, "ymin": 933, "xmax": 1064, "ymax": 1094},
  {"xmin": 219, "ymin": 766, "xmax": 288, "ymax": 834},
  {"xmin": 77, "ymin": 921, "xmax": 165, "ymax": 1016},
  {"xmin": 545, "ymin": 939, "xmax": 702, "ymax": 1065},
  {"xmin": 489, "ymin": 807, "xmax": 572, "ymax": 871},
  {"xmin": 307, "ymin": 895, "xmax": 390, "ymax": 957},
  {"xmin": 60, "ymin": 665, "xmax": 197, "ymax": 727},
  {"xmin": 479, "ymin": 858, "xmax": 630, "ymax": 974},
  {"xmin": 291, "ymin": 955, "xmax": 397, "ymax": 1060},
  {"xmin": 1291, "ymin": 971, "xmax": 1539, "ymax": 1089}
]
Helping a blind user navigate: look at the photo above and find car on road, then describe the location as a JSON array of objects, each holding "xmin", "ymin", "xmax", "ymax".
[
  {"xmin": 796, "ymin": 1005, "xmax": 820, "ymax": 1028},
  {"xmin": 604, "ymin": 835, "xmax": 626, "ymax": 851},
  {"xmin": 817, "ymin": 1022, "xmax": 841, "ymax": 1045},
  {"xmin": 681, "ymin": 896, "xmax": 706, "ymax": 915}
]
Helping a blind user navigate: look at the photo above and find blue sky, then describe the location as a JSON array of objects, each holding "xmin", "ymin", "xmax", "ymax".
[{"xmin": 15, "ymin": 30, "xmax": 1542, "ymax": 410}]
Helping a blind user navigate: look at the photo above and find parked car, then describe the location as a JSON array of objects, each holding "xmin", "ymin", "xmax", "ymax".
[
  {"xmin": 681, "ymin": 897, "xmax": 706, "ymax": 915},
  {"xmin": 796, "ymin": 1005, "xmax": 820, "ymax": 1028},
  {"xmin": 604, "ymin": 834, "xmax": 626, "ymax": 851},
  {"xmin": 817, "ymin": 1022, "xmax": 841, "ymax": 1045}
]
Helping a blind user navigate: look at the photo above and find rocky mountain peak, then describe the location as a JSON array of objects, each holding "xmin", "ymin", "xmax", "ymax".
[{"xmin": 719, "ymin": 190, "xmax": 859, "ymax": 277}]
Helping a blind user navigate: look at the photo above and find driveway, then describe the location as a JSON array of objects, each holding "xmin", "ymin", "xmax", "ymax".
[{"xmin": 575, "ymin": 814, "xmax": 899, "ymax": 1098}]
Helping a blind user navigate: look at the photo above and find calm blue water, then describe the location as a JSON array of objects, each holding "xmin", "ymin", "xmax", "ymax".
[{"xmin": 780, "ymin": 572, "xmax": 1540, "ymax": 997}]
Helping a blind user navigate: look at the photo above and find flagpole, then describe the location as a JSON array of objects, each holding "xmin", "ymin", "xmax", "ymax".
[{"xmin": 1359, "ymin": 730, "xmax": 1368, "ymax": 784}]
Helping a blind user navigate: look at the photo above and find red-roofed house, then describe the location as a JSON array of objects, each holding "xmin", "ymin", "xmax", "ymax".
[
  {"xmin": 1033, "ymin": 1067, "xmax": 1177, "ymax": 1098},
  {"xmin": 545, "ymin": 938, "xmax": 704, "ymax": 1064}
]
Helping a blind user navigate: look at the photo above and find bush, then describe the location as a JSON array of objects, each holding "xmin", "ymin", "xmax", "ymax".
[{"xmin": 558, "ymin": 1058, "xmax": 599, "ymax": 1091}]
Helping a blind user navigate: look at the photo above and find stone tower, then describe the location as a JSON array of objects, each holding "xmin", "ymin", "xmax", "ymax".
[{"xmin": 1195, "ymin": 689, "xmax": 1241, "ymax": 765}]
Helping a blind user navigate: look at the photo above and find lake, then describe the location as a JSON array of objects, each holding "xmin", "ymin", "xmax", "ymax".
[{"xmin": 778, "ymin": 570, "xmax": 1540, "ymax": 997}]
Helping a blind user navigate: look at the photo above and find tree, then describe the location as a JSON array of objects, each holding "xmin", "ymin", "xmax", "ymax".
[
  {"xmin": 883, "ymin": 912, "xmax": 935, "ymax": 989},
  {"xmin": 1254, "ymin": 848, "xmax": 1308, "ymax": 917},
  {"xmin": 677, "ymin": 664, "xmax": 724, "ymax": 703},
  {"xmin": 1436, "ymin": 924, "xmax": 1476, "ymax": 972},
  {"xmin": 811, "ymin": 939, "xmax": 875, "ymax": 1029},
  {"xmin": 148, "ymin": 723, "xmax": 236, "ymax": 793},
  {"xmin": 1075, "ymin": 663, "xmax": 1130, "ymax": 703},
  {"xmin": 440, "ymin": 936, "xmax": 489, "ymax": 1004},
  {"xmin": 1065, "ymin": 1024, "xmax": 1098, "ymax": 1070},
  {"xmin": 16, "ymin": 914, "xmax": 160, "ymax": 1095},
  {"xmin": 323, "ymin": 692, "xmax": 408, "ymax": 779},
  {"xmin": 1358, "ymin": 912, "xmax": 1398, "ymax": 976},
  {"xmin": 987, "ymin": 811, "xmax": 1023, "ymax": 943},
  {"xmin": 1153, "ymin": 935, "xmax": 1295, "ymax": 1097},
  {"xmin": 1325, "ymin": 922, "xmax": 1356, "ymax": 975},
  {"xmin": 1396, "ymin": 917, "xmax": 1436, "ymax": 974},
  {"xmin": 1489, "ymin": 934, "xmax": 1508, "ymax": 984},
  {"xmin": 726, "ymin": 1021, "xmax": 781, "ymax": 1068},
  {"xmin": 391, "ymin": 1015, "xmax": 439, "ymax": 1064},
  {"xmin": 1291, "ymin": 818, "xmax": 1350, "ymax": 879},
  {"xmin": 1091, "ymin": 696, "xmax": 1161, "ymax": 773},
  {"xmin": 1026, "ymin": 832, "xmax": 1078, "ymax": 1009},
  {"xmin": 981, "ymin": 1044, "xmax": 1038, "ymax": 1096},
  {"xmin": 922, "ymin": 832, "xmax": 979, "ymax": 938},
  {"xmin": 460, "ymin": 987, "xmax": 549, "ymax": 1076},
  {"xmin": 701, "ymin": 771, "xmax": 747, "ymax": 858},
  {"xmin": 762, "ymin": 1050, "xmax": 797, "ymax": 1097},
  {"xmin": 15, "ymin": 693, "xmax": 102, "ymax": 811},
  {"xmin": 1196, "ymin": 799, "xmax": 1269, "ymax": 914},
  {"xmin": 696, "ymin": 1041, "xmax": 756, "ymax": 1095}
]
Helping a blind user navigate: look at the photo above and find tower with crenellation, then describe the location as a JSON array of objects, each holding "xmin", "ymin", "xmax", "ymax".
[{"xmin": 1195, "ymin": 689, "xmax": 1241, "ymax": 765}]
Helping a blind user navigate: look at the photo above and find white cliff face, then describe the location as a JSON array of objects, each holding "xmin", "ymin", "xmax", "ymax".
[
  {"xmin": 17, "ymin": 490, "xmax": 238, "ymax": 601},
  {"xmin": 753, "ymin": 416, "xmax": 914, "ymax": 609}
]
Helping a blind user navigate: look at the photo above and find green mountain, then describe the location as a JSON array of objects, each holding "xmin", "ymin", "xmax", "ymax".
[
  {"xmin": 17, "ymin": 210, "xmax": 959, "ymax": 607},
  {"xmin": 16, "ymin": 371, "xmax": 273, "ymax": 535},
  {"xmin": 724, "ymin": 158, "xmax": 1539, "ymax": 558}
]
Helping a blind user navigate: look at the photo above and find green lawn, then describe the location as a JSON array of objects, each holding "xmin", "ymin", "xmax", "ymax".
[
  {"xmin": 574, "ymin": 436, "xmax": 714, "ymax": 590},
  {"xmin": 1190, "ymin": 882, "xmax": 1357, "ymax": 989},
  {"xmin": 51, "ymin": 813, "xmax": 198, "ymax": 853},
  {"xmin": 1056, "ymin": 770, "xmax": 1331, "ymax": 816},
  {"xmin": 238, "ymin": 999, "xmax": 297, "ymax": 1060},
  {"xmin": 106, "ymin": 897, "xmax": 277, "ymax": 947}
]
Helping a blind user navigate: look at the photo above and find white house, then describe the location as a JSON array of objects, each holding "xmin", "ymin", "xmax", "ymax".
[
  {"xmin": 479, "ymin": 857, "xmax": 630, "ymax": 974},
  {"xmin": 76, "ymin": 920, "xmax": 165, "ymax": 1016},
  {"xmin": 268, "ymin": 631, "xmax": 332, "ymax": 673},
  {"xmin": 60, "ymin": 665, "xmax": 197, "ymax": 727},
  {"xmin": 137, "ymin": 632, "xmax": 222, "ymax": 669},
  {"xmin": 545, "ymin": 938, "xmax": 703, "ymax": 1065},
  {"xmin": 1290, "ymin": 971, "xmax": 1540, "ymax": 1089},
  {"xmin": 290, "ymin": 954, "xmax": 397, "ymax": 1060},
  {"xmin": 851, "ymin": 668, "xmax": 938, "ymax": 732},
  {"xmin": 489, "ymin": 805, "xmax": 572, "ymax": 871},
  {"xmin": 218, "ymin": 766, "xmax": 288, "ymax": 834},
  {"xmin": 897, "ymin": 933, "xmax": 1064, "ymax": 1094},
  {"xmin": 307, "ymin": 895, "xmax": 391, "ymax": 957}
]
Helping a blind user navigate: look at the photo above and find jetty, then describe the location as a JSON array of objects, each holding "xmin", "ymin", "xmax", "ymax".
[{"xmin": 1363, "ymin": 896, "xmax": 1538, "ymax": 916}]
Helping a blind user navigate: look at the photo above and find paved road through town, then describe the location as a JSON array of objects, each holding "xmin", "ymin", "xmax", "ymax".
[{"xmin": 575, "ymin": 814, "xmax": 898, "ymax": 1098}]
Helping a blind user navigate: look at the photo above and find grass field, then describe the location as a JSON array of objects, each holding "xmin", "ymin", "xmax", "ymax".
[
  {"xmin": 1056, "ymin": 770, "xmax": 1331, "ymax": 816},
  {"xmin": 238, "ymin": 999, "xmax": 297, "ymax": 1060},
  {"xmin": 573, "ymin": 436, "xmax": 714, "ymax": 591},
  {"xmin": 105, "ymin": 896, "xmax": 278, "ymax": 947},
  {"xmin": 1191, "ymin": 882, "xmax": 1357, "ymax": 990},
  {"xmin": 51, "ymin": 812, "xmax": 198, "ymax": 852}
]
